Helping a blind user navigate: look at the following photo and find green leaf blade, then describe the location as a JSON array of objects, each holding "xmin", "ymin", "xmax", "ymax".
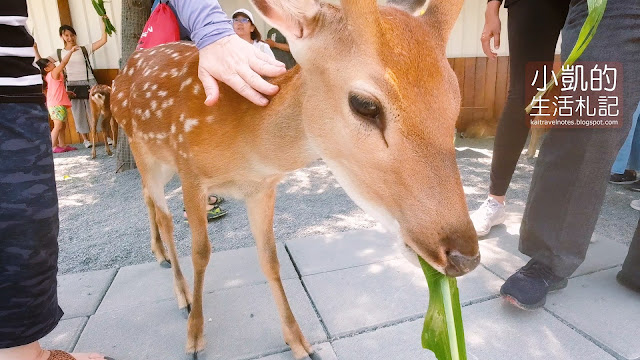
[{"xmin": 419, "ymin": 256, "xmax": 467, "ymax": 360}]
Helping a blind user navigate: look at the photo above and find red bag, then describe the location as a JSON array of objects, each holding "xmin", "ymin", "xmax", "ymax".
[{"xmin": 136, "ymin": 4, "xmax": 180, "ymax": 50}]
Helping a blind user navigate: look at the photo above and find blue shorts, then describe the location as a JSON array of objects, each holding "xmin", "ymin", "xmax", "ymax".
[{"xmin": 0, "ymin": 103, "xmax": 63, "ymax": 348}]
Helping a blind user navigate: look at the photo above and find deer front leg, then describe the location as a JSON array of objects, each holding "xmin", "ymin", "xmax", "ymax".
[
  {"xmin": 89, "ymin": 103, "xmax": 99, "ymax": 159},
  {"xmin": 182, "ymin": 183, "xmax": 211, "ymax": 356},
  {"xmin": 246, "ymin": 186, "xmax": 313, "ymax": 359}
]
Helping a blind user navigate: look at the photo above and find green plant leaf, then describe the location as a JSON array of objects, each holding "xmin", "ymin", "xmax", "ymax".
[
  {"xmin": 419, "ymin": 256, "xmax": 467, "ymax": 360},
  {"xmin": 525, "ymin": 0, "xmax": 607, "ymax": 113},
  {"xmin": 92, "ymin": 0, "xmax": 117, "ymax": 36}
]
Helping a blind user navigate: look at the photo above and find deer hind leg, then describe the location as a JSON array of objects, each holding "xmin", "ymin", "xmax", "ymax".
[
  {"xmin": 110, "ymin": 118, "xmax": 118, "ymax": 148},
  {"xmin": 181, "ymin": 180, "xmax": 210, "ymax": 355},
  {"xmin": 89, "ymin": 101, "xmax": 99, "ymax": 159},
  {"xmin": 526, "ymin": 127, "xmax": 543, "ymax": 159},
  {"xmin": 103, "ymin": 114, "xmax": 112, "ymax": 156},
  {"xmin": 136, "ymin": 157, "xmax": 192, "ymax": 315},
  {"xmin": 246, "ymin": 185, "xmax": 313, "ymax": 359}
]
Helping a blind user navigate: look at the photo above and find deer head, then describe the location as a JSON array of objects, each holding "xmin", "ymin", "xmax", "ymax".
[{"xmin": 253, "ymin": 0, "xmax": 478, "ymax": 276}]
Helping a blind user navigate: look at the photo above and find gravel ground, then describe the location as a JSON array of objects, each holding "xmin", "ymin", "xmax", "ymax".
[{"xmin": 54, "ymin": 138, "xmax": 637, "ymax": 275}]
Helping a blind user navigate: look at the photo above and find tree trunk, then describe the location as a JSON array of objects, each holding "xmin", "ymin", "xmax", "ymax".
[{"xmin": 115, "ymin": 0, "xmax": 152, "ymax": 172}]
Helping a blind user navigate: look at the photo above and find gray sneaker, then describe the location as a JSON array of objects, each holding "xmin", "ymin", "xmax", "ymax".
[{"xmin": 471, "ymin": 197, "xmax": 506, "ymax": 237}]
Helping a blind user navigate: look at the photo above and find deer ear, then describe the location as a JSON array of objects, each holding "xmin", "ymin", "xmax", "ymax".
[{"xmin": 250, "ymin": 0, "xmax": 320, "ymax": 39}]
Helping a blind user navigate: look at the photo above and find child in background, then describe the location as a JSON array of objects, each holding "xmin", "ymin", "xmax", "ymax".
[{"xmin": 36, "ymin": 46, "xmax": 79, "ymax": 153}]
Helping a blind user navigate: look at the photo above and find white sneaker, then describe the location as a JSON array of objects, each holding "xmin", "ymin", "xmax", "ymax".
[
  {"xmin": 107, "ymin": 137, "xmax": 113, "ymax": 145},
  {"xmin": 631, "ymin": 199, "xmax": 640, "ymax": 211},
  {"xmin": 83, "ymin": 140, "xmax": 92, "ymax": 148},
  {"xmin": 471, "ymin": 197, "xmax": 507, "ymax": 237}
]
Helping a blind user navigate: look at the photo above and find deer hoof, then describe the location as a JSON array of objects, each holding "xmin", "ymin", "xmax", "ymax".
[
  {"xmin": 181, "ymin": 303, "xmax": 191, "ymax": 319},
  {"xmin": 159, "ymin": 259, "xmax": 172, "ymax": 268},
  {"xmin": 185, "ymin": 334, "xmax": 205, "ymax": 356}
]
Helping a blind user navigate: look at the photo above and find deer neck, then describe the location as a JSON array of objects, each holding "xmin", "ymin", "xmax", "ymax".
[{"xmin": 241, "ymin": 66, "xmax": 319, "ymax": 175}]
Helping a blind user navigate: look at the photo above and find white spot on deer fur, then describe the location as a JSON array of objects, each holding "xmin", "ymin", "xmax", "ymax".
[
  {"xmin": 184, "ymin": 119, "xmax": 198, "ymax": 132},
  {"xmin": 155, "ymin": 110, "xmax": 163, "ymax": 118},
  {"xmin": 158, "ymin": 90, "xmax": 168, "ymax": 97},
  {"xmin": 122, "ymin": 99, "xmax": 128, "ymax": 107},
  {"xmin": 179, "ymin": 78, "xmax": 193, "ymax": 91},
  {"xmin": 134, "ymin": 109, "xmax": 142, "ymax": 115},
  {"xmin": 117, "ymin": 92, "xmax": 124, "ymax": 99},
  {"xmin": 160, "ymin": 72, "xmax": 168, "ymax": 78},
  {"xmin": 151, "ymin": 101, "xmax": 157, "ymax": 110},
  {"xmin": 143, "ymin": 109, "xmax": 151, "ymax": 120},
  {"xmin": 205, "ymin": 116, "xmax": 214, "ymax": 123},
  {"xmin": 162, "ymin": 98, "xmax": 174, "ymax": 108},
  {"xmin": 156, "ymin": 132, "xmax": 167, "ymax": 140},
  {"xmin": 152, "ymin": 84, "xmax": 158, "ymax": 90},
  {"xmin": 171, "ymin": 124, "xmax": 176, "ymax": 133},
  {"xmin": 128, "ymin": 68, "xmax": 134, "ymax": 75},
  {"xmin": 146, "ymin": 92, "xmax": 151, "ymax": 98},
  {"xmin": 170, "ymin": 69, "xmax": 179, "ymax": 77},
  {"xmin": 133, "ymin": 53, "xmax": 140, "ymax": 59},
  {"xmin": 171, "ymin": 53, "xmax": 180, "ymax": 59},
  {"xmin": 193, "ymin": 85, "xmax": 201, "ymax": 95},
  {"xmin": 149, "ymin": 50, "xmax": 156, "ymax": 55},
  {"xmin": 143, "ymin": 83, "xmax": 150, "ymax": 90},
  {"xmin": 178, "ymin": 134, "xmax": 184, "ymax": 143}
]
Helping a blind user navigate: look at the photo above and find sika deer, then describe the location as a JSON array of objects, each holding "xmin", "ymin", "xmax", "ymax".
[
  {"xmin": 110, "ymin": 0, "xmax": 478, "ymax": 357},
  {"xmin": 89, "ymin": 84, "xmax": 117, "ymax": 158}
]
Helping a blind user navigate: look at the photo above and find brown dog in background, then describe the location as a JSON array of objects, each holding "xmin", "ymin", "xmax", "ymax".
[{"xmin": 89, "ymin": 84, "xmax": 117, "ymax": 159}]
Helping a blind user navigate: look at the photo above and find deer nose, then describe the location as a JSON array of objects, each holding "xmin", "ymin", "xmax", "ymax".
[{"xmin": 444, "ymin": 250, "xmax": 480, "ymax": 277}]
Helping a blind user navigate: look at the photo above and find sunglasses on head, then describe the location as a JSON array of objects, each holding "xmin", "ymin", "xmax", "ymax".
[{"xmin": 233, "ymin": 17, "xmax": 250, "ymax": 24}]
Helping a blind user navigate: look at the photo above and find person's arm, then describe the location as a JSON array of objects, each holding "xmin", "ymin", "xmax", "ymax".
[
  {"xmin": 264, "ymin": 39, "xmax": 291, "ymax": 52},
  {"xmin": 33, "ymin": 42, "xmax": 42, "ymax": 60},
  {"xmin": 92, "ymin": 16, "xmax": 108, "ymax": 52},
  {"xmin": 481, "ymin": 0, "xmax": 502, "ymax": 59},
  {"xmin": 51, "ymin": 46, "xmax": 79, "ymax": 80},
  {"xmin": 168, "ymin": 0, "xmax": 286, "ymax": 107},
  {"xmin": 168, "ymin": 0, "xmax": 235, "ymax": 50}
]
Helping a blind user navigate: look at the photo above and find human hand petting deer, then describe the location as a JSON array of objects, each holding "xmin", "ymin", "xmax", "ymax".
[{"xmin": 198, "ymin": 35, "xmax": 286, "ymax": 106}]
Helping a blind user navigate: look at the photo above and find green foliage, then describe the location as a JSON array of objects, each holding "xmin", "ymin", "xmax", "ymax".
[
  {"xmin": 419, "ymin": 256, "xmax": 467, "ymax": 360},
  {"xmin": 92, "ymin": 0, "xmax": 117, "ymax": 36}
]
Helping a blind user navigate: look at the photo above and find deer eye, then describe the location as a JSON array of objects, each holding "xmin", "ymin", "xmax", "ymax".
[{"xmin": 349, "ymin": 92, "xmax": 384, "ymax": 130}]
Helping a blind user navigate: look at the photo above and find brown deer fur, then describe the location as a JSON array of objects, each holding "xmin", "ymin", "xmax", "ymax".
[
  {"xmin": 110, "ymin": 0, "xmax": 478, "ymax": 357},
  {"xmin": 89, "ymin": 84, "xmax": 117, "ymax": 159}
]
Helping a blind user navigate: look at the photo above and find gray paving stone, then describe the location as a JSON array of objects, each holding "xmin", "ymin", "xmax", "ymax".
[
  {"xmin": 286, "ymin": 228, "xmax": 402, "ymax": 276},
  {"xmin": 333, "ymin": 297, "xmax": 615, "ymax": 360},
  {"xmin": 40, "ymin": 317, "xmax": 87, "ymax": 352},
  {"xmin": 258, "ymin": 343, "xmax": 337, "ymax": 360},
  {"xmin": 97, "ymin": 244, "xmax": 297, "ymax": 313},
  {"xmin": 58, "ymin": 268, "xmax": 117, "ymax": 319},
  {"xmin": 464, "ymin": 298, "xmax": 616, "ymax": 360},
  {"xmin": 546, "ymin": 267, "xmax": 640, "ymax": 360},
  {"xmin": 480, "ymin": 232, "xmax": 628, "ymax": 280},
  {"xmin": 332, "ymin": 319, "xmax": 435, "ymax": 360},
  {"xmin": 303, "ymin": 258, "xmax": 502, "ymax": 337},
  {"xmin": 76, "ymin": 279, "xmax": 325, "ymax": 360}
]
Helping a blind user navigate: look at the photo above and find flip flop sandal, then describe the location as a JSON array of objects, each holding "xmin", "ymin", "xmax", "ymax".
[
  {"xmin": 47, "ymin": 350, "xmax": 115, "ymax": 360},
  {"xmin": 207, "ymin": 206, "xmax": 227, "ymax": 221},
  {"xmin": 208, "ymin": 195, "xmax": 224, "ymax": 206}
]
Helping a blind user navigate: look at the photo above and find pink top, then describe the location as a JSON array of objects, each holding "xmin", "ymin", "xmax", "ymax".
[{"xmin": 45, "ymin": 72, "xmax": 71, "ymax": 107}]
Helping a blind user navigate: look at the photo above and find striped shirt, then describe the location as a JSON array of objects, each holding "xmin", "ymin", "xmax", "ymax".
[{"xmin": 0, "ymin": 1, "xmax": 44, "ymax": 103}]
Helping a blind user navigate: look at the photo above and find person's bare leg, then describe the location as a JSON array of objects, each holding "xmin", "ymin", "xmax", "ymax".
[
  {"xmin": 0, "ymin": 341, "xmax": 106, "ymax": 360},
  {"xmin": 57, "ymin": 122, "xmax": 66, "ymax": 148},
  {"xmin": 489, "ymin": 194, "xmax": 505, "ymax": 205},
  {"xmin": 50, "ymin": 120, "xmax": 63, "ymax": 148}
]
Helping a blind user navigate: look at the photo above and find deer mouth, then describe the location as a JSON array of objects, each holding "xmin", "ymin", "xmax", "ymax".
[{"xmin": 399, "ymin": 238, "xmax": 480, "ymax": 277}]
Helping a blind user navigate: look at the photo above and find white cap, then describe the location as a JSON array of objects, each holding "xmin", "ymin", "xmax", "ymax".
[{"xmin": 232, "ymin": 8, "xmax": 255, "ymax": 23}]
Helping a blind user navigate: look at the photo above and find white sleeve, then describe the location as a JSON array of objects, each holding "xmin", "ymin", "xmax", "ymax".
[
  {"xmin": 83, "ymin": 44, "xmax": 94, "ymax": 56},
  {"xmin": 261, "ymin": 43, "xmax": 275, "ymax": 59}
]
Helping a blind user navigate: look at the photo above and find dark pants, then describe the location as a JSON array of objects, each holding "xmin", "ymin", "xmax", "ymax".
[
  {"xmin": 520, "ymin": 0, "xmax": 640, "ymax": 279},
  {"xmin": 0, "ymin": 103, "xmax": 63, "ymax": 348},
  {"xmin": 489, "ymin": 0, "xmax": 571, "ymax": 196}
]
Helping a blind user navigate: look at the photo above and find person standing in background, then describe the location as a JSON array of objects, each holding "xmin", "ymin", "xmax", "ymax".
[
  {"xmin": 35, "ymin": 19, "xmax": 109, "ymax": 149},
  {"xmin": 265, "ymin": 27, "xmax": 296, "ymax": 70}
]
